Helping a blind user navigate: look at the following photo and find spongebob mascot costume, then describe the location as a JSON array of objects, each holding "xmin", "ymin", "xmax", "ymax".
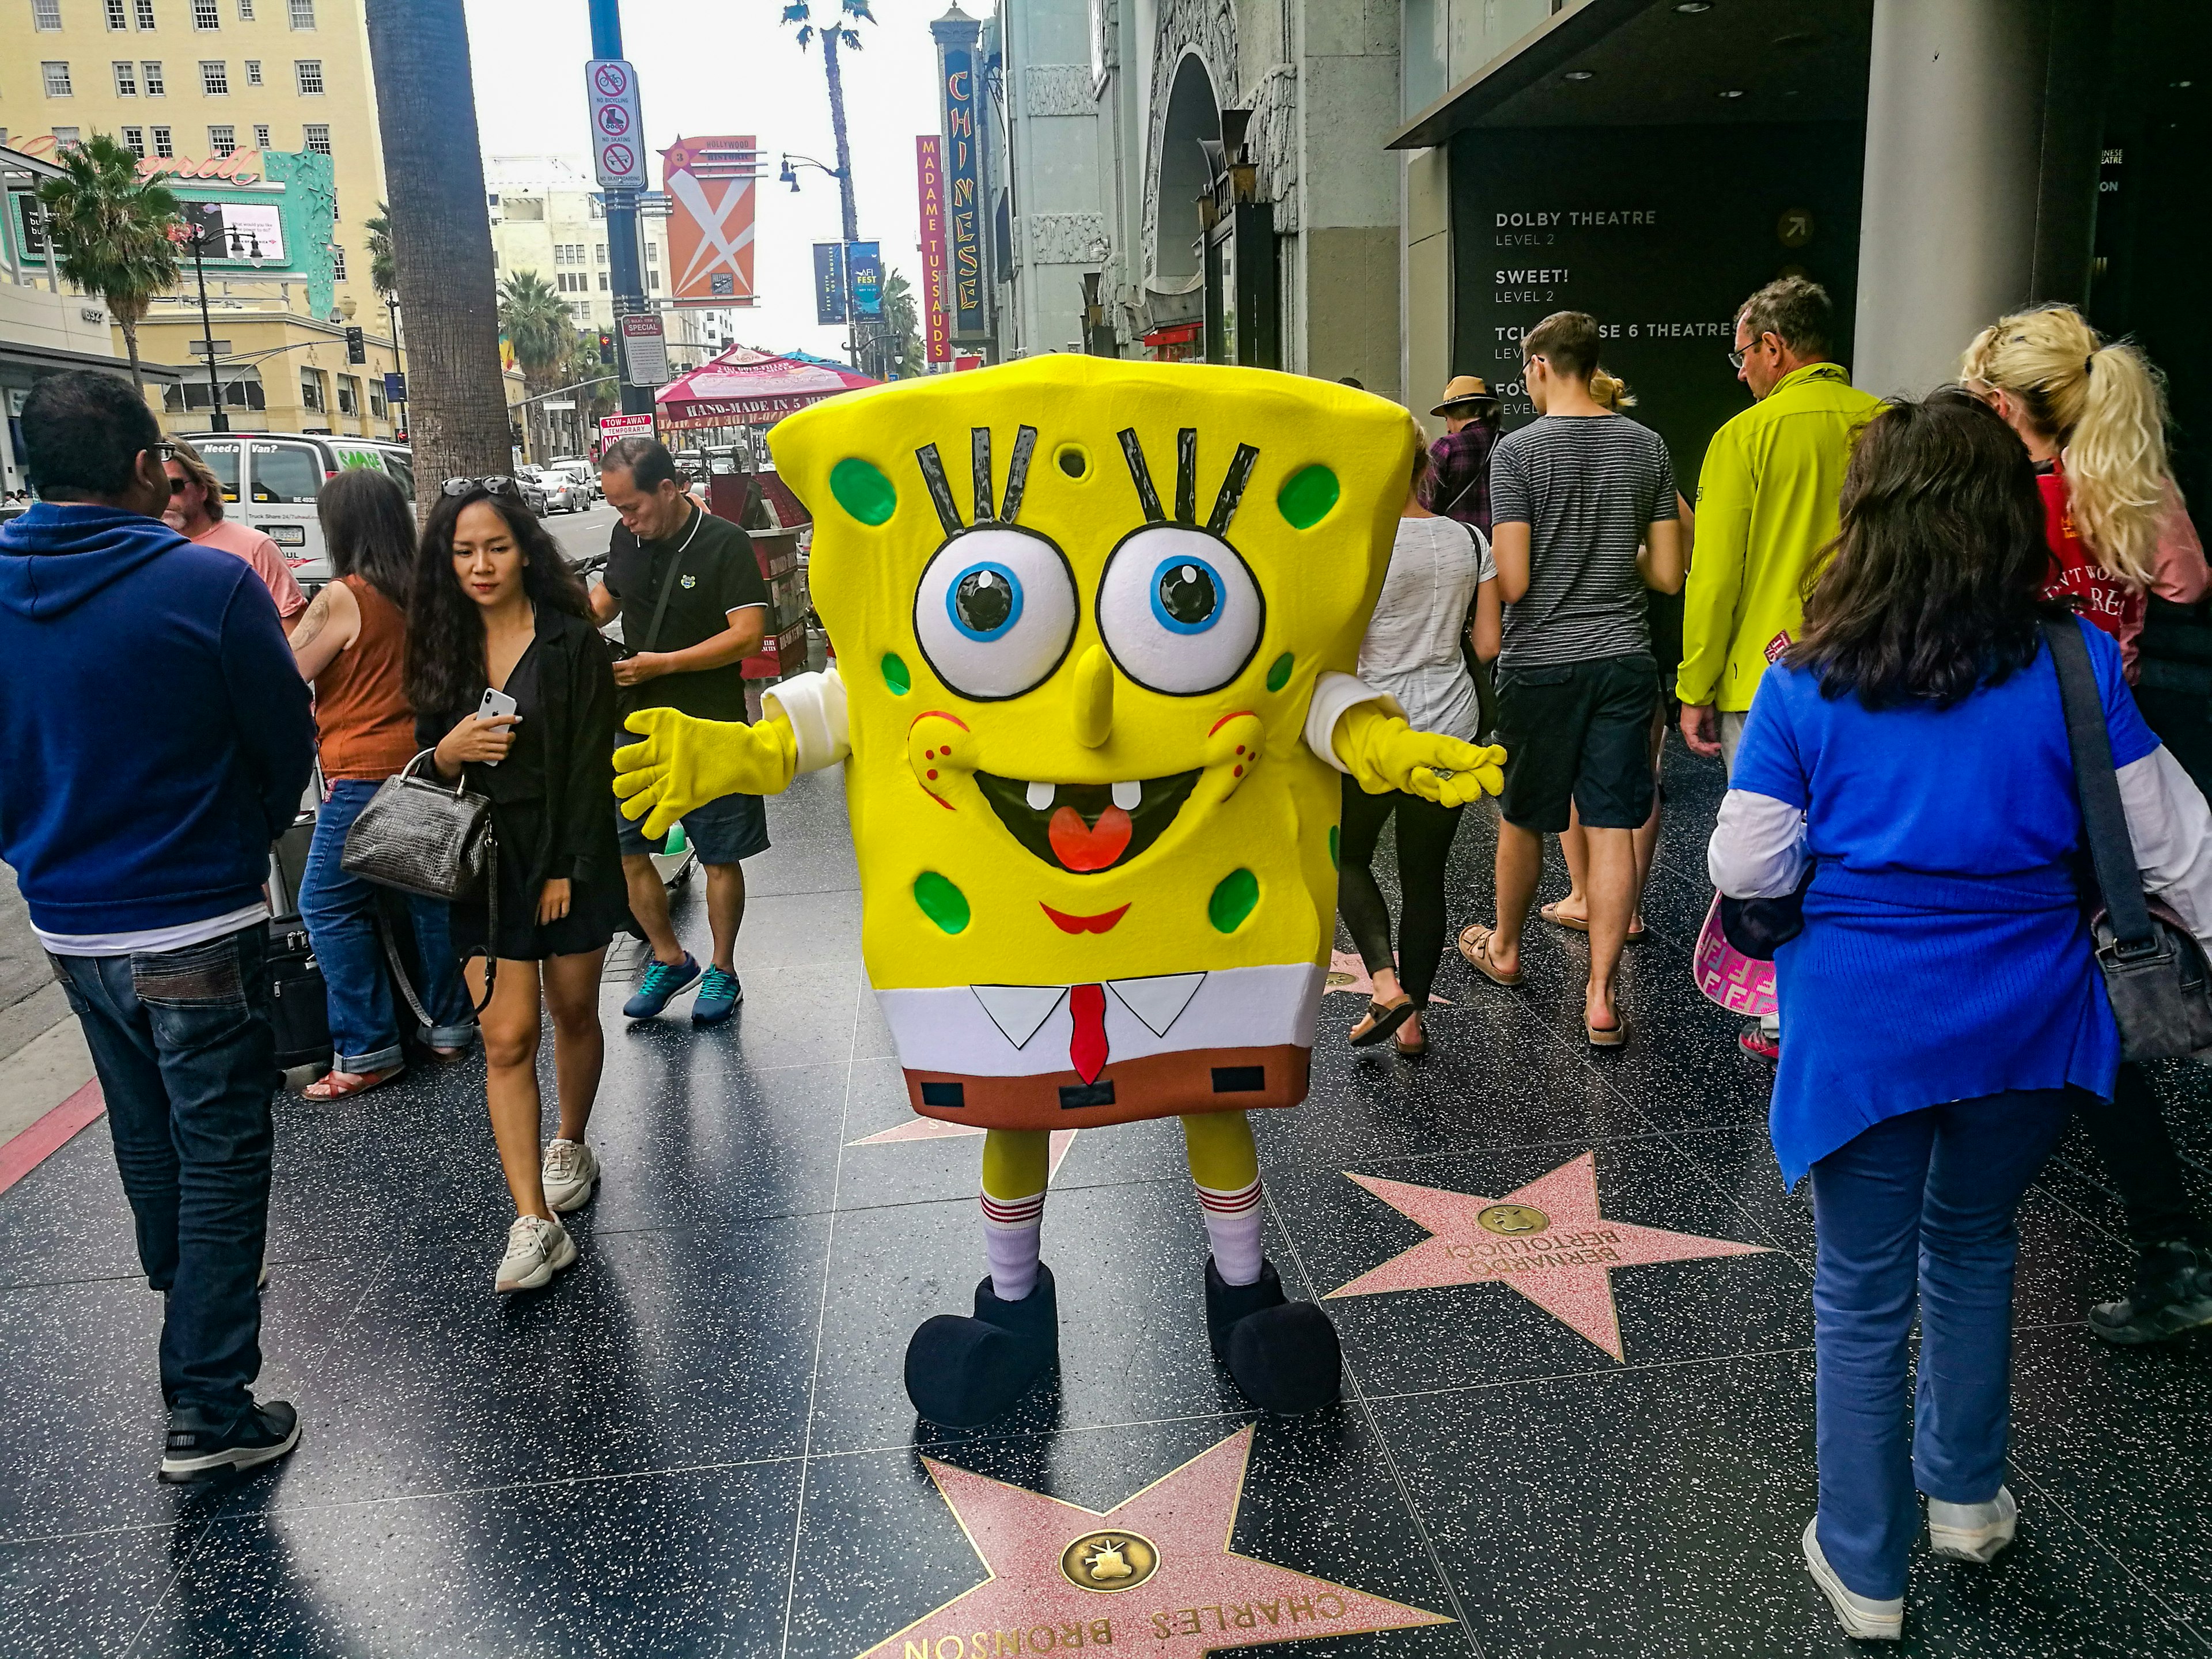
[{"xmin": 614, "ymin": 359, "xmax": 1502, "ymax": 1426}]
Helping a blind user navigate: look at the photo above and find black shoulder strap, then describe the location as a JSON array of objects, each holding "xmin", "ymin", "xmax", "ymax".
[
  {"xmin": 639, "ymin": 532, "xmax": 687, "ymax": 655},
  {"xmin": 2044, "ymin": 616, "xmax": 2154, "ymax": 948}
]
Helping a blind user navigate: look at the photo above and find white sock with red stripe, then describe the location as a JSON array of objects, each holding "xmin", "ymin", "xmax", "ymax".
[
  {"xmin": 1196, "ymin": 1177, "xmax": 1264, "ymax": 1286},
  {"xmin": 981, "ymin": 1188, "xmax": 1046, "ymax": 1302}
]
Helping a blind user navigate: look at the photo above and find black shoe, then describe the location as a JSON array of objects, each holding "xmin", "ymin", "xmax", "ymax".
[
  {"xmin": 2089, "ymin": 1241, "xmax": 2212, "ymax": 1345},
  {"xmin": 1204, "ymin": 1257, "xmax": 1341, "ymax": 1414},
  {"xmin": 158, "ymin": 1398, "xmax": 301, "ymax": 1483},
  {"xmin": 904, "ymin": 1264, "xmax": 1059, "ymax": 1427}
]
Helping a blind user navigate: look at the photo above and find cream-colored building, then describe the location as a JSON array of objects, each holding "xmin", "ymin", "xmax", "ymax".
[
  {"xmin": 4, "ymin": 0, "xmax": 400, "ymax": 435},
  {"xmin": 485, "ymin": 154, "xmax": 710, "ymax": 372}
]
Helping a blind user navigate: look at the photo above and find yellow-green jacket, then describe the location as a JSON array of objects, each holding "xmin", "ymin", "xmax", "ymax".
[{"xmin": 1676, "ymin": 361, "xmax": 1882, "ymax": 711}]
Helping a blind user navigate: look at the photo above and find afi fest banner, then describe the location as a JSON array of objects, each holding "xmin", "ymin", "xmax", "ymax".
[
  {"xmin": 915, "ymin": 137, "xmax": 952, "ymax": 364},
  {"xmin": 660, "ymin": 136, "xmax": 759, "ymax": 305}
]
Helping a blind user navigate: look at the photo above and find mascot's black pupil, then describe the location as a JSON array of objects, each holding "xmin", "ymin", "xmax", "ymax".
[
  {"xmin": 1158, "ymin": 563, "xmax": 1218, "ymax": 626},
  {"xmin": 955, "ymin": 569, "xmax": 1014, "ymax": 634}
]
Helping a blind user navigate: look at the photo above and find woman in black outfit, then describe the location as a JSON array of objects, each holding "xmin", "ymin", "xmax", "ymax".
[{"xmin": 407, "ymin": 481, "xmax": 626, "ymax": 1294}]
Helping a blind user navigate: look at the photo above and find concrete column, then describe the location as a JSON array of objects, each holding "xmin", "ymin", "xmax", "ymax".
[{"xmin": 1852, "ymin": 0, "xmax": 2051, "ymax": 397}]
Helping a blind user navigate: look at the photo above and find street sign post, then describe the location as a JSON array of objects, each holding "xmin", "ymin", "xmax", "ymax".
[
  {"xmin": 619, "ymin": 314, "xmax": 669, "ymax": 387},
  {"xmin": 599, "ymin": 411, "xmax": 654, "ymax": 457},
  {"xmin": 586, "ymin": 59, "xmax": 646, "ymax": 189}
]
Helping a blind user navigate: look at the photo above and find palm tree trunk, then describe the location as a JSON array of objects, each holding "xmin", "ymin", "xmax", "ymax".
[
  {"xmin": 363, "ymin": 0, "xmax": 514, "ymax": 507},
  {"xmin": 119, "ymin": 317, "xmax": 144, "ymax": 395},
  {"xmin": 823, "ymin": 31, "xmax": 859, "ymax": 245}
]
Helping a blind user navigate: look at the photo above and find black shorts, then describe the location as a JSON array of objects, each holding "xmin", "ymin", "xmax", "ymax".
[{"xmin": 1494, "ymin": 652, "xmax": 1658, "ymax": 832}]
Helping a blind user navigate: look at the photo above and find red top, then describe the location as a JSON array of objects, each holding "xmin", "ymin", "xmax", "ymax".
[
  {"xmin": 2037, "ymin": 460, "xmax": 2143, "ymax": 673},
  {"xmin": 313, "ymin": 575, "xmax": 419, "ymax": 781}
]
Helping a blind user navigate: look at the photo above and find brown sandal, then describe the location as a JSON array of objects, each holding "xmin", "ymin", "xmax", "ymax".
[
  {"xmin": 302, "ymin": 1063, "xmax": 404, "ymax": 1101},
  {"xmin": 1585, "ymin": 1013, "xmax": 1627, "ymax": 1048},
  {"xmin": 1540, "ymin": 902, "xmax": 1646, "ymax": 944},
  {"xmin": 1457, "ymin": 925, "xmax": 1524, "ymax": 987},
  {"xmin": 1350, "ymin": 995, "xmax": 1415, "ymax": 1048}
]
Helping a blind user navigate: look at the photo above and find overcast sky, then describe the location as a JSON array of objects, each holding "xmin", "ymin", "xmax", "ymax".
[{"xmin": 460, "ymin": 0, "xmax": 958, "ymax": 362}]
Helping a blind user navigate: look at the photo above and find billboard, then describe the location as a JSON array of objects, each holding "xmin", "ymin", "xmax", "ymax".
[
  {"xmin": 660, "ymin": 135, "xmax": 758, "ymax": 306},
  {"xmin": 847, "ymin": 242, "xmax": 882, "ymax": 317},
  {"xmin": 939, "ymin": 46, "xmax": 987, "ymax": 337},
  {"xmin": 916, "ymin": 137, "xmax": 952, "ymax": 363},
  {"xmin": 813, "ymin": 242, "xmax": 848, "ymax": 327}
]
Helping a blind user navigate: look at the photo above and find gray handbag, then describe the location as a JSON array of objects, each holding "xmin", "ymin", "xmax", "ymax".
[
  {"xmin": 340, "ymin": 748, "xmax": 499, "ymax": 1012},
  {"xmin": 2045, "ymin": 618, "xmax": 2212, "ymax": 1060}
]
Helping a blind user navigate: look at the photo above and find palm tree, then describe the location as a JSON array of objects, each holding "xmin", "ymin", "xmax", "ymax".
[
  {"xmin": 780, "ymin": 1, "xmax": 874, "ymax": 244},
  {"xmin": 363, "ymin": 202, "xmax": 396, "ymax": 298},
  {"xmin": 362, "ymin": 0, "xmax": 513, "ymax": 496},
  {"xmin": 879, "ymin": 268, "xmax": 925, "ymax": 380},
  {"xmin": 497, "ymin": 272, "xmax": 570, "ymax": 459},
  {"xmin": 35, "ymin": 134, "xmax": 181, "ymax": 394}
]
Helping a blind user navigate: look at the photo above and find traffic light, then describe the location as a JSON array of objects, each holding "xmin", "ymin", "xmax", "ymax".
[
  {"xmin": 598, "ymin": 330, "xmax": 615, "ymax": 365},
  {"xmin": 344, "ymin": 325, "xmax": 366, "ymax": 365}
]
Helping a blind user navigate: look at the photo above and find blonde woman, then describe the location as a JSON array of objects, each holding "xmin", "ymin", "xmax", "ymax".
[
  {"xmin": 1964, "ymin": 305, "xmax": 2212, "ymax": 1349},
  {"xmin": 1961, "ymin": 305, "xmax": 2206, "ymax": 679}
]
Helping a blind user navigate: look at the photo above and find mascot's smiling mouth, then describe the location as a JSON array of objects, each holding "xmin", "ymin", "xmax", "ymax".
[{"xmin": 974, "ymin": 770, "xmax": 1202, "ymax": 873}]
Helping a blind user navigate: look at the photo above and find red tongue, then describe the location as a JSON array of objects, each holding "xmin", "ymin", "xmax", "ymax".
[{"xmin": 1047, "ymin": 804, "xmax": 1132, "ymax": 872}]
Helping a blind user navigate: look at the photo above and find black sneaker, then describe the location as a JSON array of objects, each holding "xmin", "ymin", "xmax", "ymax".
[
  {"xmin": 158, "ymin": 1399, "xmax": 301, "ymax": 1483},
  {"xmin": 2089, "ymin": 1241, "xmax": 2212, "ymax": 1345}
]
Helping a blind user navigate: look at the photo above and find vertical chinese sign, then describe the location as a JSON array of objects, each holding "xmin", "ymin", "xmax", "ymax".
[
  {"xmin": 938, "ymin": 45, "xmax": 987, "ymax": 340},
  {"xmin": 915, "ymin": 136, "xmax": 952, "ymax": 364}
]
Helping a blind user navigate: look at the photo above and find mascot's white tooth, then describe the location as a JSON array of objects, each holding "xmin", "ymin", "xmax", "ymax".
[
  {"xmin": 1025, "ymin": 780, "xmax": 1056, "ymax": 811},
  {"xmin": 1111, "ymin": 779, "xmax": 1142, "ymax": 810}
]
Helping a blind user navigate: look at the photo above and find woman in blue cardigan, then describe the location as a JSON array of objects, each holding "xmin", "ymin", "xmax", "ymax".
[{"xmin": 1709, "ymin": 389, "xmax": 2212, "ymax": 1642}]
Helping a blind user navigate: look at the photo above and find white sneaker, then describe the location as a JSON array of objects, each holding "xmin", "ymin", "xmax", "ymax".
[
  {"xmin": 1801, "ymin": 1518, "xmax": 1903, "ymax": 1641},
  {"xmin": 1926, "ymin": 1486, "xmax": 2017, "ymax": 1562},
  {"xmin": 495, "ymin": 1214, "xmax": 577, "ymax": 1293},
  {"xmin": 540, "ymin": 1139, "xmax": 600, "ymax": 1213}
]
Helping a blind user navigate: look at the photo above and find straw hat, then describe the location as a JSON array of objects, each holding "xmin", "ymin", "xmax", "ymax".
[{"xmin": 1430, "ymin": 375, "xmax": 1498, "ymax": 416}]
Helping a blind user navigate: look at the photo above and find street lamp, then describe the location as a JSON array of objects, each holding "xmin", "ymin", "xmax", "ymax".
[{"xmin": 169, "ymin": 206, "xmax": 228, "ymax": 432}]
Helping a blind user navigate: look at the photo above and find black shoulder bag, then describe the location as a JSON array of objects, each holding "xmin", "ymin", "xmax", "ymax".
[
  {"xmin": 2044, "ymin": 616, "xmax": 2212, "ymax": 1061},
  {"xmin": 611, "ymin": 510, "xmax": 704, "ymax": 712}
]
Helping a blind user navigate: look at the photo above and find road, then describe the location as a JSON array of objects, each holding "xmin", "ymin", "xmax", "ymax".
[{"xmin": 543, "ymin": 500, "xmax": 620, "ymax": 567}]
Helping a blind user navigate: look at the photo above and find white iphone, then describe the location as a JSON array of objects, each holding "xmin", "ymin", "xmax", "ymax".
[{"xmin": 476, "ymin": 687, "xmax": 519, "ymax": 766}]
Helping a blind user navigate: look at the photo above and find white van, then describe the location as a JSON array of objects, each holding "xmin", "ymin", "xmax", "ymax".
[{"xmin": 175, "ymin": 432, "xmax": 416, "ymax": 588}]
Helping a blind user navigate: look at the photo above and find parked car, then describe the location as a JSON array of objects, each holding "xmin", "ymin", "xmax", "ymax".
[
  {"xmin": 519, "ymin": 474, "xmax": 550, "ymax": 517},
  {"xmin": 547, "ymin": 459, "xmax": 600, "ymax": 501},
  {"xmin": 537, "ymin": 470, "xmax": 589, "ymax": 514},
  {"xmin": 169, "ymin": 432, "xmax": 416, "ymax": 587}
]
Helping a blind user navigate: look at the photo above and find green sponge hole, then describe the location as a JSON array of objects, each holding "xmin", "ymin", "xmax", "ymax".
[
  {"xmin": 830, "ymin": 457, "xmax": 897, "ymax": 525},
  {"xmin": 1277, "ymin": 465, "xmax": 1339, "ymax": 529}
]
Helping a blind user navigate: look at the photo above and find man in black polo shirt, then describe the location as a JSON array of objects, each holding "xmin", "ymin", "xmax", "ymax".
[{"xmin": 590, "ymin": 437, "xmax": 770, "ymax": 1023}]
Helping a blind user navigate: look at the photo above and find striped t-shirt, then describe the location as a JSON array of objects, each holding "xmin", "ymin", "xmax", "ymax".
[{"xmin": 1490, "ymin": 412, "xmax": 1677, "ymax": 669}]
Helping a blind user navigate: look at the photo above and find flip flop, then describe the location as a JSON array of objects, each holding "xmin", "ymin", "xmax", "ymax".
[
  {"xmin": 1585, "ymin": 1014, "xmax": 1627, "ymax": 1048},
  {"xmin": 1457, "ymin": 925, "xmax": 1524, "ymax": 987},
  {"xmin": 1349, "ymin": 997, "xmax": 1415, "ymax": 1048},
  {"xmin": 1540, "ymin": 903, "xmax": 1647, "ymax": 944},
  {"xmin": 1395, "ymin": 1020, "xmax": 1430, "ymax": 1058},
  {"xmin": 302, "ymin": 1063, "xmax": 404, "ymax": 1101}
]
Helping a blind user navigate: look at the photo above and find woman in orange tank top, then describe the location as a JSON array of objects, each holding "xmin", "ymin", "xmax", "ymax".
[{"xmin": 291, "ymin": 471, "xmax": 478, "ymax": 1098}]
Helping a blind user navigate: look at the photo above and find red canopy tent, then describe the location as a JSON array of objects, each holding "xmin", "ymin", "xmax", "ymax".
[{"xmin": 654, "ymin": 344, "xmax": 878, "ymax": 433}]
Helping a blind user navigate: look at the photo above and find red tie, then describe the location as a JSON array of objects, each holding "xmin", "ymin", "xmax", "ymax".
[{"xmin": 1069, "ymin": 983, "xmax": 1108, "ymax": 1084}]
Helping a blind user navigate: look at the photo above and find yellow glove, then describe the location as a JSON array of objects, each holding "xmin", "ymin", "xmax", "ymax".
[
  {"xmin": 1331, "ymin": 700, "xmax": 1506, "ymax": 808},
  {"xmin": 613, "ymin": 707, "xmax": 798, "ymax": 840}
]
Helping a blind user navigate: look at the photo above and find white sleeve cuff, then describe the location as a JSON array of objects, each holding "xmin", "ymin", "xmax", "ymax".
[
  {"xmin": 762, "ymin": 668, "xmax": 850, "ymax": 773},
  {"xmin": 1302, "ymin": 672, "xmax": 1405, "ymax": 774},
  {"xmin": 1707, "ymin": 789, "xmax": 1808, "ymax": 898},
  {"xmin": 2120, "ymin": 745, "xmax": 2212, "ymax": 949}
]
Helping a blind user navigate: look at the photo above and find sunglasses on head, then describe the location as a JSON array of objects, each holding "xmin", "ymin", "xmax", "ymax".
[{"xmin": 440, "ymin": 476, "xmax": 525, "ymax": 499}]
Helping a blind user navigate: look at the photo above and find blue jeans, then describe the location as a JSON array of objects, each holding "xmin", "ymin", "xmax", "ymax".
[
  {"xmin": 51, "ymin": 925, "xmax": 276, "ymax": 1425},
  {"xmin": 1808, "ymin": 1088, "xmax": 2075, "ymax": 1599},
  {"xmin": 300, "ymin": 778, "xmax": 475, "ymax": 1071}
]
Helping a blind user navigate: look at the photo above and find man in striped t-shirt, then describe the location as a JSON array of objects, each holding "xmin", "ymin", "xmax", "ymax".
[{"xmin": 1457, "ymin": 311, "xmax": 1684, "ymax": 1046}]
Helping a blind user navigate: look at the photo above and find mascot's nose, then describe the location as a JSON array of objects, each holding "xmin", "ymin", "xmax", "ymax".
[{"xmin": 1071, "ymin": 645, "xmax": 1115, "ymax": 749}]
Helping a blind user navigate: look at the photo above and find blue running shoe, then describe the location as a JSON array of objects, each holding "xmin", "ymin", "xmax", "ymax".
[
  {"xmin": 693, "ymin": 965, "xmax": 744, "ymax": 1025},
  {"xmin": 623, "ymin": 953, "xmax": 700, "ymax": 1018}
]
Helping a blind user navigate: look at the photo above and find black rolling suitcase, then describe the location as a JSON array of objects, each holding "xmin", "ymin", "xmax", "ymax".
[{"xmin": 266, "ymin": 807, "xmax": 330, "ymax": 1073}]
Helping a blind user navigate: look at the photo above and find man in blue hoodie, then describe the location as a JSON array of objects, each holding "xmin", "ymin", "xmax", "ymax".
[{"xmin": 0, "ymin": 372, "xmax": 316, "ymax": 1482}]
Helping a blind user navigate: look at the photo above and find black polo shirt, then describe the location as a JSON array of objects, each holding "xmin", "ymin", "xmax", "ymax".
[{"xmin": 603, "ymin": 502, "xmax": 769, "ymax": 724}]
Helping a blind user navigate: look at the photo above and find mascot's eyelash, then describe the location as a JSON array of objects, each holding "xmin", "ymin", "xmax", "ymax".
[
  {"xmin": 915, "ymin": 427, "xmax": 1040, "ymax": 537},
  {"xmin": 1118, "ymin": 428, "xmax": 1261, "ymax": 537}
]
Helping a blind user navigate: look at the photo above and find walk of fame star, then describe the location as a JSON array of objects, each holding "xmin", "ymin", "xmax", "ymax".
[
  {"xmin": 1327, "ymin": 1151, "xmax": 1772, "ymax": 1360},
  {"xmin": 853, "ymin": 1427, "xmax": 1452, "ymax": 1658}
]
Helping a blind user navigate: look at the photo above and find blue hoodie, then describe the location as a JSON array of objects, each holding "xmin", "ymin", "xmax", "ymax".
[{"xmin": 0, "ymin": 502, "xmax": 316, "ymax": 940}]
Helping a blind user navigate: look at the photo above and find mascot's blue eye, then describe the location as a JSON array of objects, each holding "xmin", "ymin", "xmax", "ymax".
[
  {"xmin": 1152, "ymin": 558, "xmax": 1222, "ymax": 633},
  {"xmin": 949, "ymin": 562, "xmax": 1023, "ymax": 640}
]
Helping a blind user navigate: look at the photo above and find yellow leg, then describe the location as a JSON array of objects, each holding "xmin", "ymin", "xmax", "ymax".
[
  {"xmin": 1179, "ymin": 1110, "xmax": 1259, "ymax": 1191},
  {"xmin": 981, "ymin": 1127, "xmax": 1051, "ymax": 1200}
]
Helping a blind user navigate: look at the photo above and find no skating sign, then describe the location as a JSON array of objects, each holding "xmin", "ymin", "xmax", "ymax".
[{"xmin": 587, "ymin": 60, "xmax": 645, "ymax": 189}]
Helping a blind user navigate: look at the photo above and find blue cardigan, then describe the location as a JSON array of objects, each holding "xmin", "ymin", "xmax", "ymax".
[
  {"xmin": 0, "ymin": 502, "xmax": 316, "ymax": 939},
  {"xmin": 1729, "ymin": 618, "xmax": 2157, "ymax": 1184}
]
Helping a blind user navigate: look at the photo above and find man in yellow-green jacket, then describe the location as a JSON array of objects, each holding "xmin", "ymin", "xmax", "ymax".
[
  {"xmin": 1679, "ymin": 278, "xmax": 1879, "ymax": 1062},
  {"xmin": 1678, "ymin": 278, "xmax": 1882, "ymax": 767}
]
